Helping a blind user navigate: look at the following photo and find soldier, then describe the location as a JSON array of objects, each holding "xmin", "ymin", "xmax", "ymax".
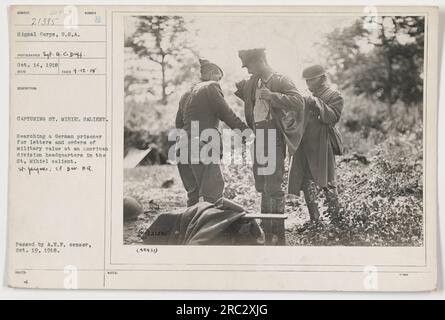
[
  {"xmin": 235, "ymin": 48, "xmax": 305, "ymax": 245},
  {"xmin": 288, "ymin": 64, "xmax": 343, "ymax": 223},
  {"xmin": 175, "ymin": 58, "xmax": 249, "ymax": 207}
]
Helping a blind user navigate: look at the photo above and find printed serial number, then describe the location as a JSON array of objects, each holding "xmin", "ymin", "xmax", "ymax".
[
  {"xmin": 136, "ymin": 247, "xmax": 158, "ymax": 254},
  {"xmin": 31, "ymin": 17, "xmax": 57, "ymax": 26}
]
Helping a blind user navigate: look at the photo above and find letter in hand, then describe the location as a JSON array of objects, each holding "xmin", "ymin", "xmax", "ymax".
[{"xmin": 259, "ymin": 87, "xmax": 273, "ymax": 101}]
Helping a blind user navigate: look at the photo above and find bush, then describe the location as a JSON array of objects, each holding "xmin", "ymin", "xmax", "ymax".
[
  {"xmin": 288, "ymin": 125, "xmax": 423, "ymax": 246},
  {"xmin": 217, "ymin": 113, "xmax": 423, "ymax": 246}
]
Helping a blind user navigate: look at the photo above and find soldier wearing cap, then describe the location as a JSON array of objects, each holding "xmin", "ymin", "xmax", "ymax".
[
  {"xmin": 235, "ymin": 48, "xmax": 305, "ymax": 245},
  {"xmin": 288, "ymin": 64, "xmax": 343, "ymax": 223},
  {"xmin": 176, "ymin": 58, "xmax": 249, "ymax": 207}
]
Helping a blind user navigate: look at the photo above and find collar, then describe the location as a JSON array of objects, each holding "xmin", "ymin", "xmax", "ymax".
[
  {"xmin": 258, "ymin": 72, "xmax": 275, "ymax": 88},
  {"xmin": 313, "ymin": 84, "xmax": 329, "ymax": 97}
]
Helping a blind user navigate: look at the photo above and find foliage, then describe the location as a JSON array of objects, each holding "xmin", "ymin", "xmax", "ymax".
[
  {"xmin": 222, "ymin": 163, "xmax": 258, "ymax": 211},
  {"xmin": 125, "ymin": 16, "xmax": 198, "ymax": 104},
  {"xmin": 124, "ymin": 98, "xmax": 176, "ymax": 164},
  {"xmin": 321, "ymin": 16, "xmax": 424, "ymax": 117},
  {"xmin": 287, "ymin": 125, "xmax": 423, "ymax": 246}
]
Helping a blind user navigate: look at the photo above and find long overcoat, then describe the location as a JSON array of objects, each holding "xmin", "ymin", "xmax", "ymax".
[{"xmin": 288, "ymin": 86, "xmax": 344, "ymax": 195}]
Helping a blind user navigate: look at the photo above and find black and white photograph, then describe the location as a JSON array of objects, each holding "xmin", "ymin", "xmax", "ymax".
[{"xmin": 123, "ymin": 13, "xmax": 425, "ymax": 247}]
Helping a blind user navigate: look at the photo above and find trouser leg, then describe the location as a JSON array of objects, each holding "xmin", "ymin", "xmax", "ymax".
[
  {"xmin": 264, "ymin": 145, "xmax": 286, "ymax": 245},
  {"xmin": 177, "ymin": 164, "xmax": 199, "ymax": 207},
  {"xmin": 260, "ymin": 195, "xmax": 286, "ymax": 245},
  {"xmin": 270, "ymin": 196, "xmax": 286, "ymax": 245},
  {"xmin": 191, "ymin": 163, "xmax": 224, "ymax": 204},
  {"xmin": 255, "ymin": 122, "xmax": 286, "ymax": 245},
  {"xmin": 260, "ymin": 194, "xmax": 273, "ymax": 245},
  {"xmin": 302, "ymin": 178, "xmax": 320, "ymax": 222},
  {"xmin": 253, "ymin": 121, "xmax": 285, "ymax": 196}
]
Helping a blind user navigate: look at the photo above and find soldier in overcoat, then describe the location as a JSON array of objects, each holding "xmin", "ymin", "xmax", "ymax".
[
  {"xmin": 288, "ymin": 64, "xmax": 343, "ymax": 223},
  {"xmin": 235, "ymin": 48, "xmax": 305, "ymax": 244}
]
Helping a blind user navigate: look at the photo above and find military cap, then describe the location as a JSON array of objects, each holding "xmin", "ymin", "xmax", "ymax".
[
  {"xmin": 199, "ymin": 58, "xmax": 224, "ymax": 77},
  {"xmin": 238, "ymin": 48, "xmax": 266, "ymax": 67},
  {"xmin": 302, "ymin": 64, "xmax": 326, "ymax": 80}
]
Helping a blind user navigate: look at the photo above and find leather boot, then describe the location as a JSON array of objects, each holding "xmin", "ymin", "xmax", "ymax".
[
  {"xmin": 307, "ymin": 203, "xmax": 320, "ymax": 222},
  {"xmin": 270, "ymin": 197, "xmax": 286, "ymax": 245},
  {"xmin": 260, "ymin": 194, "xmax": 273, "ymax": 245},
  {"xmin": 325, "ymin": 186, "xmax": 340, "ymax": 225},
  {"xmin": 303, "ymin": 179, "xmax": 320, "ymax": 222}
]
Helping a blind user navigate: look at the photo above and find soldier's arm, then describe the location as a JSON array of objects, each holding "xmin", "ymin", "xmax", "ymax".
[
  {"xmin": 207, "ymin": 82, "xmax": 249, "ymax": 132},
  {"xmin": 269, "ymin": 76, "xmax": 305, "ymax": 112},
  {"xmin": 175, "ymin": 93, "xmax": 188, "ymax": 129},
  {"xmin": 234, "ymin": 80, "xmax": 247, "ymax": 101},
  {"xmin": 315, "ymin": 92, "xmax": 343, "ymax": 125}
]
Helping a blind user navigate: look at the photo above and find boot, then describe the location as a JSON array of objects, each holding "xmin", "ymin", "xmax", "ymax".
[
  {"xmin": 303, "ymin": 179, "xmax": 320, "ymax": 222},
  {"xmin": 325, "ymin": 186, "xmax": 340, "ymax": 225},
  {"xmin": 270, "ymin": 197, "xmax": 286, "ymax": 245},
  {"xmin": 307, "ymin": 203, "xmax": 320, "ymax": 222},
  {"xmin": 260, "ymin": 194, "xmax": 273, "ymax": 245}
]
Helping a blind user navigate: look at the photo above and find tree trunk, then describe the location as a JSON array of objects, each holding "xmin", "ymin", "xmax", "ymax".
[{"xmin": 161, "ymin": 54, "xmax": 167, "ymax": 105}]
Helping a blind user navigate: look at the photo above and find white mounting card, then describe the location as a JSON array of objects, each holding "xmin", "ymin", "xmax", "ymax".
[{"xmin": 7, "ymin": 5, "xmax": 438, "ymax": 291}]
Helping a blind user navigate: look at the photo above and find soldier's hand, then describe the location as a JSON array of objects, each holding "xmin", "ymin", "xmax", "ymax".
[
  {"xmin": 305, "ymin": 95, "xmax": 316, "ymax": 106},
  {"xmin": 306, "ymin": 96, "xmax": 320, "ymax": 112},
  {"xmin": 259, "ymin": 88, "xmax": 273, "ymax": 100}
]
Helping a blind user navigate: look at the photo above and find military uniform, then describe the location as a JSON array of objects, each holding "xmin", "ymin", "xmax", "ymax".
[
  {"xmin": 176, "ymin": 79, "xmax": 248, "ymax": 207},
  {"xmin": 288, "ymin": 66, "xmax": 343, "ymax": 222},
  {"xmin": 235, "ymin": 49, "xmax": 305, "ymax": 244}
]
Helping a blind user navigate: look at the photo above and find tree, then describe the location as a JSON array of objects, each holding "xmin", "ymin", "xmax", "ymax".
[
  {"xmin": 321, "ymin": 16, "xmax": 424, "ymax": 118},
  {"xmin": 125, "ymin": 16, "xmax": 197, "ymax": 104}
]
